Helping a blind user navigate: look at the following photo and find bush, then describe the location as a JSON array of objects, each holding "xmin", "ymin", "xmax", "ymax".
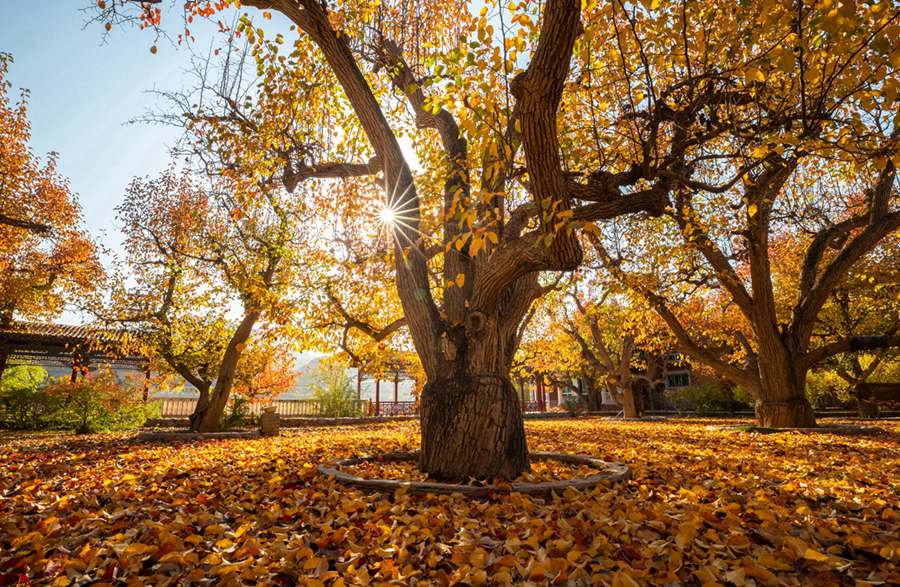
[
  {"xmin": 44, "ymin": 372, "xmax": 156, "ymax": 434},
  {"xmin": 0, "ymin": 365, "xmax": 54, "ymax": 429},
  {"xmin": 311, "ymin": 363, "xmax": 361, "ymax": 417},
  {"xmin": 221, "ymin": 395, "xmax": 258, "ymax": 429},
  {"xmin": 666, "ymin": 382, "xmax": 751, "ymax": 415}
]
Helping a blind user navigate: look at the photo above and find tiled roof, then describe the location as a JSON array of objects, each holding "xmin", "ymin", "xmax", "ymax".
[{"xmin": 0, "ymin": 321, "xmax": 133, "ymax": 346}]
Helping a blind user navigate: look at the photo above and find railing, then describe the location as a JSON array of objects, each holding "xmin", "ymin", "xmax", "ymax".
[
  {"xmin": 154, "ymin": 397, "xmax": 371, "ymax": 419},
  {"xmin": 374, "ymin": 401, "xmax": 417, "ymax": 416}
]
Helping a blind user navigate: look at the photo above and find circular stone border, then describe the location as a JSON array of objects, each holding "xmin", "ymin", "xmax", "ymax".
[{"xmin": 318, "ymin": 451, "xmax": 630, "ymax": 496}]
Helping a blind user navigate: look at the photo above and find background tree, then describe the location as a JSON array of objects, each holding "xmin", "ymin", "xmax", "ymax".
[
  {"xmin": 233, "ymin": 339, "xmax": 301, "ymax": 402},
  {"xmin": 0, "ymin": 53, "xmax": 101, "ymax": 375},
  {"xmin": 106, "ymin": 167, "xmax": 308, "ymax": 431},
  {"xmin": 583, "ymin": 0, "xmax": 900, "ymax": 427},
  {"xmin": 560, "ymin": 285, "xmax": 666, "ymax": 419}
]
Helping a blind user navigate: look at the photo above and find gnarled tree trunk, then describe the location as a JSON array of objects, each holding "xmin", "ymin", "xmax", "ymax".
[
  {"xmin": 420, "ymin": 373, "xmax": 527, "ymax": 480},
  {"xmin": 193, "ymin": 309, "xmax": 261, "ymax": 432},
  {"xmin": 755, "ymin": 348, "xmax": 815, "ymax": 427},
  {"xmin": 419, "ymin": 286, "xmax": 535, "ymax": 480}
]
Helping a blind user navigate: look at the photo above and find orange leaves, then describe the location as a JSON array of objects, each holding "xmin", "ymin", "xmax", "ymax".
[{"xmin": 1, "ymin": 419, "xmax": 899, "ymax": 584}]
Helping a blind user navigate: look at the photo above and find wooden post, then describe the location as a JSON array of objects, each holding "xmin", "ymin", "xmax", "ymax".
[
  {"xmin": 356, "ymin": 368, "xmax": 362, "ymax": 401},
  {"xmin": 141, "ymin": 362, "xmax": 151, "ymax": 403},
  {"xmin": 393, "ymin": 369, "xmax": 399, "ymax": 403},
  {"xmin": 535, "ymin": 374, "xmax": 544, "ymax": 412},
  {"xmin": 375, "ymin": 378, "xmax": 381, "ymax": 416}
]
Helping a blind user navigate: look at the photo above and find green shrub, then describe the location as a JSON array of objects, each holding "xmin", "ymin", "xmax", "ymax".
[
  {"xmin": 311, "ymin": 363, "xmax": 361, "ymax": 417},
  {"xmin": 0, "ymin": 365, "xmax": 54, "ymax": 429},
  {"xmin": 44, "ymin": 372, "xmax": 154, "ymax": 433},
  {"xmin": 666, "ymin": 382, "xmax": 750, "ymax": 415},
  {"xmin": 221, "ymin": 395, "xmax": 258, "ymax": 429}
]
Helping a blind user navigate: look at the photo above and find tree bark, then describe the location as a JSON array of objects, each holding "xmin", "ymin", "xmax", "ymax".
[
  {"xmin": 419, "ymin": 373, "xmax": 527, "ymax": 480},
  {"xmin": 755, "ymin": 349, "xmax": 816, "ymax": 427},
  {"xmin": 581, "ymin": 377, "xmax": 603, "ymax": 411},
  {"xmin": 621, "ymin": 385, "xmax": 641, "ymax": 419},
  {"xmin": 193, "ymin": 309, "xmax": 261, "ymax": 432},
  {"xmin": 188, "ymin": 385, "xmax": 211, "ymax": 431}
]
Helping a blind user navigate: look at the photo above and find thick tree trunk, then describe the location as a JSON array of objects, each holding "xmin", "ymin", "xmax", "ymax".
[
  {"xmin": 755, "ymin": 352, "xmax": 816, "ymax": 427},
  {"xmin": 581, "ymin": 378, "xmax": 603, "ymax": 411},
  {"xmin": 193, "ymin": 309, "xmax": 260, "ymax": 432},
  {"xmin": 189, "ymin": 386, "xmax": 211, "ymax": 431},
  {"xmin": 419, "ymin": 373, "xmax": 527, "ymax": 480},
  {"xmin": 622, "ymin": 385, "xmax": 641, "ymax": 419}
]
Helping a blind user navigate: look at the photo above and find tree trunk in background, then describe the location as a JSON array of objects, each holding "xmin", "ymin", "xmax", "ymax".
[
  {"xmin": 193, "ymin": 309, "xmax": 260, "ymax": 432},
  {"xmin": 0, "ymin": 351, "xmax": 8, "ymax": 381},
  {"xmin": 621, "ymin": 385, "xmax": 640, "ymax": 419},
  {"xmin": 188, "ymin": 385, "xmax": 211, "ymax": 431},
  {"xmin": 580, "ymin": 378, "xmax": 603, "ymax": 411},
  {"xmin": 755, "ymin": 347, "xmax": 815, "ymax": 427}
]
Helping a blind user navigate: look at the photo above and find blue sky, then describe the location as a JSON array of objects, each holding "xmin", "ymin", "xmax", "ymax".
[{"xmin": 1, "ymin": 2, "xmax": 296, "ymax": 322}]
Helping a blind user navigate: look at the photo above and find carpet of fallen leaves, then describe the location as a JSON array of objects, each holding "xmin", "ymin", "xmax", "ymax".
[{"xmin": 1, "ymin": 419, "xmax": 898, "ymax": 586}]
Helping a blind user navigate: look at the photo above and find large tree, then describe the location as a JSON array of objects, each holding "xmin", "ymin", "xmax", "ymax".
[{"xmin": 101, "ymin": 0, "xmax": 898, "ymax": 473}]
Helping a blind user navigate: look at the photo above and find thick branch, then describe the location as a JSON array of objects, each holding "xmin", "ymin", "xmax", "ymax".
[
  {"xmin": 0, "ymin": 213, "xmax": 51, "ymax": 234},
  {"xmin": 803, "ymin": 335, "xmax": 900, "ymax": 369}
]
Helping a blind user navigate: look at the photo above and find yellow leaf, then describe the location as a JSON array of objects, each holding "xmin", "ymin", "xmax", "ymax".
[
  {"xmin": 747, "ymin": 204, "xmax": 758, "ymax": 217},
  {"xmin": 745, "ymin": 66, "xmax": 765, "ymax": 83},
  {"xmin": 802, "ymin": 548, "xmax": 831, "ymax": 562},
  {"xmin": 455, "ymin": 273, "xmax": 465, "ymax": 288}
]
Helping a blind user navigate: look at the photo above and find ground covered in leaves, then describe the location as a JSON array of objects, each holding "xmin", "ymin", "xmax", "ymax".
[{"xmin": 1, "ymin": 419, "xmax": 898, "ymax": 586}]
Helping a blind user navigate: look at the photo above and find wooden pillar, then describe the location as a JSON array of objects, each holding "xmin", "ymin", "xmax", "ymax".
[
  {"xmin": 535, "ymin": 374, "xmax": 545, "ymax": 412},
  {"xmin": 141, "ymin": 362, "xmax": 151, "ymax": 403},
  {"xmin": 375, "ymin": 378, "xmax": 381, "ymax": 416},
  {"xmin": 356, "ymin": 368, "xmax": 362, "ymax": 401},
  {"xmin": 393, "ymin": 369, "xmax": 399, "ymax": 403}
]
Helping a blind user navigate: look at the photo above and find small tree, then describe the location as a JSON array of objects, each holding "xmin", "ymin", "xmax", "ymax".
[
  {"xmin": 310, "ymin": 361, "xmax": 359, "ymax": 417},
  {"xmin": 105, "ymin": 168, "xmax": 308, "ymax": 431}
]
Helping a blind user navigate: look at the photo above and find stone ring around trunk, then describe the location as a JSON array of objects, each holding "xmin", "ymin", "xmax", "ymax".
[{"xmin": 318, "ymin": 451, "xmax": 631, "ymax": 496}]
